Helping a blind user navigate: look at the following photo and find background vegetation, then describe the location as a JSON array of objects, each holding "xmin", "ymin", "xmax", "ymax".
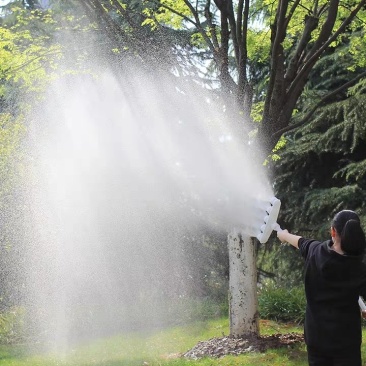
[{"xmin": 0, "ymin": 0, "xmax": 365, "ymax": 355}]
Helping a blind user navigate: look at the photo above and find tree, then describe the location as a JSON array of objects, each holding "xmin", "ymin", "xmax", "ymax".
[
  {"xmin": 67, "ymin": 0, "xmax": 366, "ymax": 337},
  {"xmin": 3, "ymin": 0, "xmax": 364, "ymax": 338},
  {"xmin": 274, "ymin": 78, "xmax": 366, "ymax": 237},
  {"xmin": 260, "ymin": 32, "xmax": 366, "ymax": 289},
  {"xmin": 0, "ymin": 4, "xmax": 63, "ymax": 310},
  {"xmin": 146, "ymin": 0, "xmax": 366, "ymax": 337}
]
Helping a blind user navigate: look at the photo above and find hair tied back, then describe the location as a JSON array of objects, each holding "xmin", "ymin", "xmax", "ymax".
[{"xmin": 341, "ymin": 219, "xmax": 366, "ymax": 255}]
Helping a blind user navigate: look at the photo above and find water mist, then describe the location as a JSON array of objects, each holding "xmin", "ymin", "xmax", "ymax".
[{"xmin": 24, "ymin": 62, "xmax": 273, "ymax": 350}]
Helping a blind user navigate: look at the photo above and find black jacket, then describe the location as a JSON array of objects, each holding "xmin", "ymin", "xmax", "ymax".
[{"xmin": 299, "ymin": 237, "xmax": 366, "ymax": 354}]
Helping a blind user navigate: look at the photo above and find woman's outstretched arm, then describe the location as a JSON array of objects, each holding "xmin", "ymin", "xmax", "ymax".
[{"xmin": 277, "ymin": 229, "xmax": 302, "ymax": 249}]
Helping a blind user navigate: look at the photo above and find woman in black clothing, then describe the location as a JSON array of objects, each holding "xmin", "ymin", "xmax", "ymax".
[{"xmin": 277, "ymin": 210, "xmax": 366, "ymax": 366}]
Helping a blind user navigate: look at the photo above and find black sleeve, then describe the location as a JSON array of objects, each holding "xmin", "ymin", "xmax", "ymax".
[
  {"xmin": 358, "ymin": 268, "xmax": 366, "ymax": 299},
  {"xmin": 298, "ymin": 237, "xmax": 322, "ymax": 260}
]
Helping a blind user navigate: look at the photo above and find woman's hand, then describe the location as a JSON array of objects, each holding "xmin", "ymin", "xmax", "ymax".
[
  {"xmin": 277, "ymin": 229, "xmax": 302, "ymax": 249},
  {"xmin": 277, "ymin": 229, "xmax": 289, "ymax": 243}
]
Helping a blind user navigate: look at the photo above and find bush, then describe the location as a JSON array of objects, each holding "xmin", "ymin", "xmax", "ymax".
[
  {"xmin": 0, "ymin": 307, "xmax": 26, "ymax": 344},
  {"xmin": 258, "ymin": 284, "xmax": 306, "ymax": 324}
]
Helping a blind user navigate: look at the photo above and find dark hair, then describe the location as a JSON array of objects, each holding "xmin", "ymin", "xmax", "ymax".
[{"xmin": 332, "ymin": 210, "xmax": 366, "ymax": 255}]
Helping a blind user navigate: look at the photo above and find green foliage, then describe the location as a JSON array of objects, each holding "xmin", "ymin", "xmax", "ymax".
[
  {"xmin": 0, "ymin": 4, "xmax": 69, "ymax": 313},
  {"xmin": 151, "ymin": 0, "xmax": 192, "ymax": 29},
  {"xmin": 258, "ymin": 284, "xmax": 306, "ymax": 324},
  {"xmin": 271, "ymin": 136, "xmax": 287, "ymax": 161},
  {"xmin": 0, "ymin": 114, "xmax": 27, "ymax": 310},
  {"xmin": 247, "ymin": 29, "xmax": 271, "ymax": 64},
  {"xmin": 0, "ymin": 6, "xmax": 63, "ymax": 107},
  {"xmin": 0, "ymin": 113, "xmax": 25, "ymax": 201},
  {"xmin": 302, "ymin": 186, "xmax": 366, "ymax": 222},
  {"xmin": 182, "ymin": 231, "xmax": 229, "ymax": 303},
  {"xmin": 274, "ymin": 68, "xmax": 366, "ymax": 238},
  {"xmin": 258, "ymin": 242, "xmax": 304, "ymax": 288},
  {"xmin": 164, "ymin": 297, "xmax": 229, "ymax": 323},
  {"xmin": 335, "ymin": 159, "xmax": 366, "ymax": 182},
  {"xmin": 349, "ymin": 29, "xmax": 366, "ymax": 69},
  {"xmin": 0, "ymin": 307, "xmax": 25, "ymax": 345},
  {"xmin": 1, "ymin": 0, "xmax": 366, "ymax": 342}
]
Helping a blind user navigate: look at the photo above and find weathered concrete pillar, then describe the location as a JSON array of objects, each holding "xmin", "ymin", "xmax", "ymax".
[{"xmin": 228, "ymin": 230, "xmax": 259, "ymax": 337}]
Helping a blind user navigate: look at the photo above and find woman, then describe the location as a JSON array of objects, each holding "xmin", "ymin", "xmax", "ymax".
[{"xmin": 277, "ymin": 210, "xmax": 366, "ymax": 366}]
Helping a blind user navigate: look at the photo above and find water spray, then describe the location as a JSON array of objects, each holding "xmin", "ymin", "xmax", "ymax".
[{"xmin": 256, "ymin": 197, "xmax": 282, "ymax": 244}]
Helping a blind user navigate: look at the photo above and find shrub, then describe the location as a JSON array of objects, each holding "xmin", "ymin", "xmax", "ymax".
[
  {"xmin": 258, "ymin": 284, "xmax": 306, "ymax": 324},
  {"xmin": 0, "ymin": 307, "xmax": 26, "ymax": 344}
]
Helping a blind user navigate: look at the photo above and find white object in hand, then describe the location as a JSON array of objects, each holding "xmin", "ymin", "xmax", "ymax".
[
  {"xmin": 257, "ymin": 197, "xmax": 281, "ymax": 244},
  {"xmin": 358, "ymin": 297, "xmax": 366, "ymax": 311}
]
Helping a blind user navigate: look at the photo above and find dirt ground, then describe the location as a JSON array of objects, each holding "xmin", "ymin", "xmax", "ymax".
[{"xmin": 183, "ymin": 333, "xmax": 304, "ymax": 359}]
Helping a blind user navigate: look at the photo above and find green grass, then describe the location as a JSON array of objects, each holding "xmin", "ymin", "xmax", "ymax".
[{"xmin": 0, "ymin": 319, "xmax": 365, "ymax": 366}]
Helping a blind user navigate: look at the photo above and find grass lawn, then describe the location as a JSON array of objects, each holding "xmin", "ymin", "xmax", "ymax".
[{"xmin": 0, "ymin": 319, "xmax": 365, "ymax": 366}]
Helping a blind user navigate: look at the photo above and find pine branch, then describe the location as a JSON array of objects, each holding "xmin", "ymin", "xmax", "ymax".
[
  {"xmin": 287, "ymin": 0, "xmax": 366, "ymax": 98},
  {"xmin": 272, "ymin": 71, "xmax": 366, "ymax": 140}
]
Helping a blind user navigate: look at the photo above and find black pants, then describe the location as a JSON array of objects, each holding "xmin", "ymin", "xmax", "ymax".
[{"xmin": 307, "ymin": 346, "xmax": 361, "ymax": 366}]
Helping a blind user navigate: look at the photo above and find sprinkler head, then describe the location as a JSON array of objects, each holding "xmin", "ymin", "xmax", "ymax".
[{"xmin": 256, "ymin": 197, "xmax": 281, "ymax": 244}]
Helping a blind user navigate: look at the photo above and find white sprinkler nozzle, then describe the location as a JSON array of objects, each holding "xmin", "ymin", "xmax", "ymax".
[
  {"xmin": 256, "ymin": 197, "xmax": 281, "ymax": 244},
  {"xmin": 269, "ymin": 196, "xmax": 279, "ymax": 205},
  {"xmin": 273, "ymin": 223, "xmax": 282, "ymax": 232}
]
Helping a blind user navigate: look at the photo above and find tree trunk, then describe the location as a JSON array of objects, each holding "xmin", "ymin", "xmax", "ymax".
[{"xmin": 228, "ymin": 230, "xmax": 259, "ymax": 337}]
